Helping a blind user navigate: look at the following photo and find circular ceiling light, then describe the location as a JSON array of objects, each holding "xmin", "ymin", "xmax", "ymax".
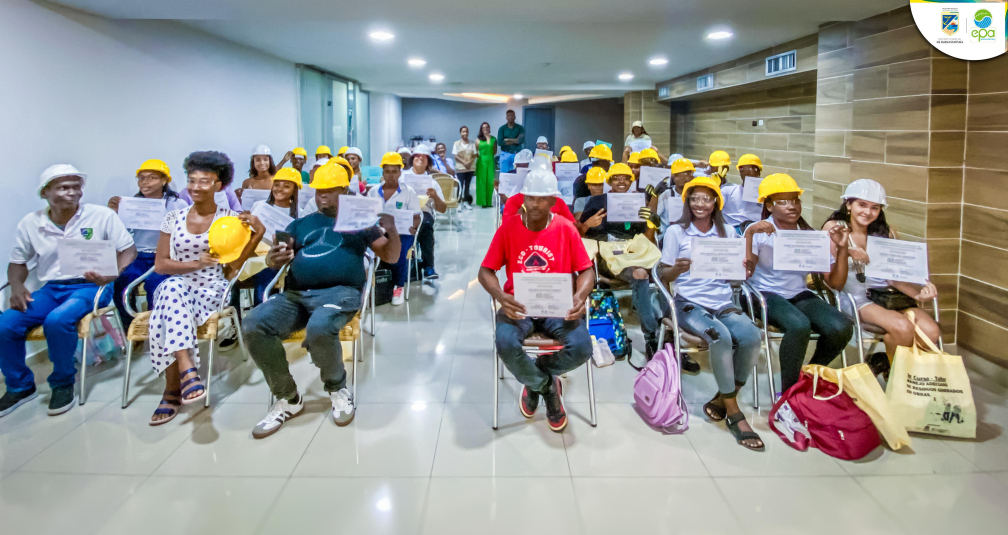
[
  {"xmin": 649, "ymin": 57, "xmax": 668, "ymax": 66},
  {"xmin": 513, "ymin": 93, "xmax": 524, "ymax": 100},
  {"xmin": 618, "ymin": 72, "xmax": 634, "ymax": 81},
  {"xmin": 707, "ymin": 30, "xmax": 733, "ymax": 40},
  {"xmin": 408, "ymin": 58, "xmax": 426, "ymax": 67},
  {"xmin": 369, "ymin": 30, "xmax": 394, "ymax": 41},
  {"xmin": 429, "ymin": 73, "xmax": 445, "ymax": 82}
]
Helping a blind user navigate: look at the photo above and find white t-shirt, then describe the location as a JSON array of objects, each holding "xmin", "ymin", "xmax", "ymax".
[
  {"xmin": 656, "ymin": 187, "xmax": 685, "ymax": 236},
  {"xmin": 624, "ymin": 133, "xmax": 652, "ymax": 148},
  {"xmin": 748, "ymin": 216, "xmax": 835, "ymax": 299},
  {"xmin": 660, "ymin": 223, "xmax": 735, "ymax": 311},
  {"xmin": 11, "ymin": 203, "xmax": 134, "ymax": 282},
  {"xmin": 721, "ymin": 183, "xmax": 763, "ymax": 228},
  {"xmin": 452, "ymin": 140, "xmax": 478, "ymax": 172}
]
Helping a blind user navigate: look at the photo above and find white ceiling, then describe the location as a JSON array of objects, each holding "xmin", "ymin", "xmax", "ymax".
[{"xmin": 52, "ymin": 0, "xmax": 904, "ymax": 100}]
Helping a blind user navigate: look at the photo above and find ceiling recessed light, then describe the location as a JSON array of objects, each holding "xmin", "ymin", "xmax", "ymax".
[
  {"xmin": 368, "ymin": 30, "xmax": 394, "ymax": 41},
  {"xmin": 429, "ymin": 73, "xmax": 444, "ymax": 82},
  {"xmin": 618, "ymin": 72, "xmax": 634, "ymax": 81},
  {"xmin": 513, "ymin": 93, "xmax": 523, "ymax": 100},
  {"xmin": 375, "ymin": 498, "xmax": 392, "ymax": 512},
  {"xmin": 707, "ymin": 30, "xmax": 733, "ymax": 40},
  {"xmin": 408, "ymin": 58, "xmax": 426, "ymax": 67},
  {"xmin": 649, "ymin": 57, "xmax": 668, "ymax": 66}
]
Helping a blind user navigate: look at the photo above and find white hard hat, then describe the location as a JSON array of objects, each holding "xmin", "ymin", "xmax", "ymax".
[
  {"xmin": 412, "ymin": 144, "xmax": 431, "ymax": 156},
  {"xmin": 529, "ymin": 153, "xmax": 552, "ymax": 171},
  {"xmin": 536, "ymin": 136, "xmax": 548, "ymax": 144},
  {"xmin": 397, "ymin": 147, "xmax": 412, "ymax": 155},
  {"xmin": 253, "ymin": 144, "xmax": 271, "ymax": 156},
  {"xmin": 583, "ymin": 140, "xmax": 596, "ymax": 150},
  {"xmin": 631, "ymin": 120, "xmax": 644, "ymax": 128},
  {"xmin": 842, "ymin": 179, "xmax": 887, "ymax": 206},
  {"xmin": 520, "ymin": 167, "xmax": 561, "ymax": 197},
  {"xmin": 514, "ymin": 149, "xmax": 534, "ymax": 165},
  {"xmin": 344, "ymin": 147, "xmax": 362, "ymax": 158},
  {"xmin": 38, "ymin": 164, "xmax": 86, "ymax": 198}
]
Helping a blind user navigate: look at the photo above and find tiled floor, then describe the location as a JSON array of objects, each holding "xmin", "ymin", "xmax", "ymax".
[{"xmin": 2, "ymin": 207, "xmax": 1007, "ymax": 534}]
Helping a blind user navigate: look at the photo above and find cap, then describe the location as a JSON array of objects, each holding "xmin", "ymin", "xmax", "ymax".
[{"xmin": 631, "ymin": 120, "xmax": 643, "ymax": 128}]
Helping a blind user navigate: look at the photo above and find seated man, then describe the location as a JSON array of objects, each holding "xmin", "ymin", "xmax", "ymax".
[
  {"xmin": 1, "ymin": 164, "xmax": 136, "ymax": 417},
  {"xmin": 242, "ymin": 164, "xmax": 401, "ymax": 438},
  {"xmin": 479, "ymin": 167, "xmax": 595, "ymax": 432}
]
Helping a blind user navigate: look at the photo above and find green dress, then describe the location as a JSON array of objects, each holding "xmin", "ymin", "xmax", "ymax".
[{"xmin": 476, "ymin": 136, "xmax": 497, "ymax": 207}]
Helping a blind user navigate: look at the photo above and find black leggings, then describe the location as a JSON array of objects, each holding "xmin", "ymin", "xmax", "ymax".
[{"xmin": 457, "ymin": 171, "xmax": 474, "ymax": 204}]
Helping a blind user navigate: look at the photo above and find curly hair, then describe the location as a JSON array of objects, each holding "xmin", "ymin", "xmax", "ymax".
[
  {"xmin": 248, "ymin": 155, "xmax": 277, "ymax": 178},
  {"xmin": 184, "ymin": 151, "xmax": 235, "ymax": 187}
]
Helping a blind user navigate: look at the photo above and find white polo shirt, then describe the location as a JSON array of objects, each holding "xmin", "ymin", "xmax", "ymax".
[
  {"xmin": 660, "ymin": 222, "xmax": 735, "ymax": 311},
  {"xmin": 721, "ymin": 183, "xmax": 763, "ymax": 228},
  {"xmin": 399, "ymin": 171, "xmax": 444, "ymax": 214},
  {"xmin": 748, "ymin": 216, "xmax": 835, "ymax": 299},
  {"xmin": 11, "ymin": 203, "xmax": 134, "ymax": 282},
  {"xmin": 367, "ymin": 181, "xmax": 421, "ymax": 212}
]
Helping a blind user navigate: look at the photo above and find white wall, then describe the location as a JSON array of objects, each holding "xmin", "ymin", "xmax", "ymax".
[
  {"xmin": 0, "ymin": 0, "xmax": 299, "ymax": 259},
  {"xmin": 367, "ymin": 92, "xmax": 402, "ymax": 166}
]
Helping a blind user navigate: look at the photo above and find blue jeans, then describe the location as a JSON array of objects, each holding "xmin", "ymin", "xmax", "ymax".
[
  {"xmin": 674, "ymin": 297, "xmax": 761, "ymax": 396},
  {"xmin": 494, "ymin": 309, "xmax": 592, "ymax": 393},
  {"xmin": 113, "ymin": 252, "xmax": 168, "ymax": 326},
  {"xmin": 0, "ymin": 280, "xmax": 111, "ymax": 391},
  {"xmin": 380, "ymin": 235, "xmax": 415, "ymax": 287}
]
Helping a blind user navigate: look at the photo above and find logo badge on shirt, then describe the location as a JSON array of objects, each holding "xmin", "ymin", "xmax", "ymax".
[
  {"xmin": 396, "ymin": 201, "xmax": 403, "ymax": 209},
  {"xmin": 80, "ymin": 228, "xmax": 93, "ymax": 239},
  {"xmin": 517, "ymin": 245, "xmax": 555, "ymax": 273}
]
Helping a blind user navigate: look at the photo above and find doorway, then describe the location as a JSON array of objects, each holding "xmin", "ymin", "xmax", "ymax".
[{"xmin": 522, "ymin": 106, "xmax": 555, "ymax": 153}]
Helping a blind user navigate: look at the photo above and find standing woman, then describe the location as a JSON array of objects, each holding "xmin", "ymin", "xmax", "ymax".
[
  {"xmin": 148, "ymin": 151, "xmax": 265, "ymax": 425},
  {"xmin": 237, "ymin": 144, "xmax": 276, "ymax": 201},
  {"xmin": 475, "ymin": 121, "xmax": 497, "ymax": 208},
  {"xmin": 822, "ymin": 179, "xmax": 941, "ymax": 374},
  {"xmin": 453, "ymin": 126, "xmax": 478, "ymax": 207},
  {"xmin": 109, "ymin": 159, "xmax": 191, "ymax": 327},
  {"xmin": 624, "ymin": 120, "xmax": 651, "ymax": 149}
]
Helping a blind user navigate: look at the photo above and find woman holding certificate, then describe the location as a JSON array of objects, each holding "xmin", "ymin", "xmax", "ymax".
[
  {"xmin": 658, "ymin": 176, "xmax": 764, "ymax": 451},
  {"xmin": 236, "ymin": 144, "xmax": 276, "ymax": 203},
  {"xmin": 822, "ymin": 179, "xmax": 941, "ymax": 375},
  {"xmin": 148, "ymin": 151, "xmax": 265, "ymax": 425},
  {"xmin": 744, "ymin": 174, "xmax": 854, "ymax": 394}
]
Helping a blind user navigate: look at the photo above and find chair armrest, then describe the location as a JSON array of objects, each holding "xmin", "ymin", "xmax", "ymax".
[
  {"xmin": 740, "ymin": 282, "xmax": 767, "ymax": 324},
  {"xmin": 262, "ymin": 264, "xmax": 289, "ymax": 303},
  {"xmin": 93, "ymin": 281, "xmax": 115, "ymax": 316},
  {"xmin": 217, "ymin": 259, "xmax": 250, "ymax": 314},
  {"xmin": 837, "ymin": 290, "xmax": 864, "ymax": 333},
  {"xmin": 122, "ymin": 266, "xmax": 157, "ymax": 317},
  {"xmin": 359, "ymin": 251, "xmax": 377, "ymax": 315}
]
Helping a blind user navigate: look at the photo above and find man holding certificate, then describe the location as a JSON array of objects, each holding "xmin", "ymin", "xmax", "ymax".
[
  {"xmin": 0, "ymin": 164, "xmax": 136, "ymax": 418},
  {"xmin": 368, "ymin": 151, "xmax": 422, "ymax": 305},
  {"xmin": 479, "ymin": 167, "xmax": 594, "ymax": 433},
  {"xmin": 744, "ymin": 173, "xmax": 853, "ymax": 394}
]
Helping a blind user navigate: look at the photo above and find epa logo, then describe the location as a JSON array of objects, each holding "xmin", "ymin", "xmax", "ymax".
[{"xmin": 972, "ymin": 9, "xmax": 997, "ymax": 41}]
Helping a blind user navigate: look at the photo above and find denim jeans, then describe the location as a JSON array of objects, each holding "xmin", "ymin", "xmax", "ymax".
[
  {"xmin": 242, "ymin": 285, "xmax": 360, "ymax": 399},
  {"xmin": 763, "ymin": 290, "xmax": 854, "ymax": 392},
  {"xmin": 0, "ymin": 280, "xmax": 111, "ymax": 391},
  {"xmin": 494, "ymin": 309, "xmax": 592, "ymax": 393},
  {"xmin": 113, "ymin": 252, "xmax": 168, "ymax": 326},
  {"xmin": 674, "ymin": 297, "xmax": 761, "ymax": 396},
  {"xmin": 380, "ymin": 235, "xmax": 415, "ymax": 287}
]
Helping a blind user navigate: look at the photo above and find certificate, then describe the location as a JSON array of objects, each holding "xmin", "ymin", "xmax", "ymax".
[
  {"xmin": 666, "ymin": 194, "xmax": 685, "ymax": 222},
  {"xmin": 689, "ymin": 237, "xmax": 746, "ymax": 280},
  {"xmin": 606, "ymin": 192, "xmax": 646, "ymax": 222},
  {"xmin": 534, "ymin": 149, "xmax": 554, "ymax": 161},
  {"xmin": 638, "ymin": 166, "xmax": 671, "ymax": 191},
  {"xmin": 513, "ymin": 272, "xmax": 573, "ymax": 318},
  {"xmin": 558, "ymin": 181, "xmax": 575, "ymax": 204},
  {"xmin": 516, "ymin": 167, "xmax": 531, "ymax": 184},
  {"xmin": 383, "ymin": 208, "xmax": 417, "ymax": 235},
  {"xmin": 299, "ymin": 187, "xmax": 315, "ymax": 209},
  {"xmin": 498, "ymin": 172, "xmax": 524, "ymax": 196},
  {"xmin": 240, "ymin": 188, "xmax": 271, "ymax": 211},
  {"xmin": 629, "ymin": 139, "xmax": 652, "ymax": 153},
  {"xmin": 865, "ymin": 237, "xmax": 929, "ymax": 284},
  {"xmin": 214, "ymin": 191, "xmax": 230, "ymax": 210},
  {"xmin": 57, "ymin": 239, "xmax": 118, "ymax": 277},
  {"xmin": 333, "ymin": 195, "xmax": 383, "ymax": 232},
  {"xmin": 116, "ymin": 197, "xmax": 165, "ymax": 231},
  {"xmin": 251, "ymin": 202, "xmax": 294, "ymax": 244},
  {"xmin": 742, "ymin": 176, "xmax": 762, "ymax": 203},
  {"xmin": 402, "ymin": 175, "xmax": 433, "ymax": 195},
  {"xmin": 554, "ymin": 163, "xmax": 580, "ymax": 183},
  {"xmin": 773, "ymin": 230, "xmax": 831, "ymax": 272}
]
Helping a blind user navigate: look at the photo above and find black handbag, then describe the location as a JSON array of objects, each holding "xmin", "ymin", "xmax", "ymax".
[
  {"xmin": 866, "ymin": 287, "xmax": 916, "ymax": 311},
  {"xmin": 373, "ymin": 269, "xmax": 394, "ymax": 306}
]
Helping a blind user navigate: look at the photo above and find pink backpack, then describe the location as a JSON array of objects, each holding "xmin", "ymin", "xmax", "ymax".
[{"xmin": 633, "ymin": 343, "xmax": 689, "ymax": 433}]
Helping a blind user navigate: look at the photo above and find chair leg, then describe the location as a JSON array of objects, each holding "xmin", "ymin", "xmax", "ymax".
[
  {"xmin": 352, "ymin": 338, "xmax": 358, "ymax": 402},
  {"xmin": 752, "ymin": 365, "xmax": 759, "ymax": 410},
  {"xmin": 493, "ymin": 352, "xmax": 499, "ymax": 430},
  {"xmin": 370, "ymin": 283, "xmax": 376, "ymax": 335},
  {"xmin": 405, "ymin": 256, "xmax": 412, "ymax": 301},
  {"xmin": 586, "ymin": 361, "xmax": 597, "ymax": 427},
  {"xmin": 79, "ymin": 338, "xmax": 88, "ymax": 406},
  {"xmin": 121, "ymin": 341, "xmax": 135, "ymax": 409},
  {"xmin": 762, "ymin": 331, "xmax": 777, "ymax": 404},
  {"xmin": 235, "ymin": 317, "xmax": 249, "ymax": 362},
  {"xmin": 204, "ymin": 342, "xmax": 215, "ymax": 408}
]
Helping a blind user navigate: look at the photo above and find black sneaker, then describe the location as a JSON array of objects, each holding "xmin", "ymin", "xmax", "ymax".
[
  {"xmin": 424, "ymin": 268, "xmax": 439, "ymax": 280},
  {"xmin": 0, "ymin": 386, "xmax": 38, "ymax": 418},
  {"xmin": 681, "ymin": 354, "xmax": 701, "ymax": 375},
  {"xmin": 542, "ymin": 377, "xmax": 567, "ymax": 432},
  {"xmin": 519, "ymin": 385, "xmax": 539, "ymax": 418},
  {"xmin": 644, "ymin": 333, "xmax": 659, "ymax": 361},
  {"xmin": 219, "ymin": 331, "xmax": 238, "ymax": 350},
  {"xmin": 47, "ymin": 385, "xmax": 76, "ymax": 416},
  {"xmin": 867, "ymin": 352, "xmax": 891, "ymax": 381}
]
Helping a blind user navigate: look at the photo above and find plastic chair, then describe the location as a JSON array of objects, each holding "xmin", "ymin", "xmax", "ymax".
[
  {"xmin": 837, "ymin": 291, "xmax": 943, "ymax": 362},
  {"xmin": 404, "ymin": 218, "xmax": 426, "ymax": 301},
  {"xmin": 433, "ymin": 174, "xmax": 462, "ymax": 229},
  {"xmin": 120, "ymin": 263, "xmax": 249, "ymax": 409},
  {"xmin": 490, "ymin": 296, "xmax": 597, "ymax": 430}
]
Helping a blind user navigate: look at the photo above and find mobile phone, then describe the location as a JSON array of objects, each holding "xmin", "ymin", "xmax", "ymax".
[{"xmin": 274, "ymin": 231, "xmax": 293, "ymax": 248}]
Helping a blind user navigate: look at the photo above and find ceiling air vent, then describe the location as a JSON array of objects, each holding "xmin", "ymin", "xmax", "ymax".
[
  {"xmin": 696, "ymin": 74, "xmax": 713, "ymax": 92},
  {"xmin": 765, "ymin": 50, "xmax": 797, "ymax": 77},
  {"xmin": 658, "ymin": 85, "xmax": 669, "ymax": 98}
]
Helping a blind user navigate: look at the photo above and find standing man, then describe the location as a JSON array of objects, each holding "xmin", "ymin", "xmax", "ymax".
[{"xmin": 497, "ymin": 109, "xmax": 525, "ymax": 174}]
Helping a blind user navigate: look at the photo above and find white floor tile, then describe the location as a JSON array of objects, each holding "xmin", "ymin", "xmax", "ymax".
[
  {"xmin": 372, "ymin": 320, "xmax": 459, "ymax": 356},
  {"xmin": 858, "ymin": 473, "xmax": 1008, "ymax": 534},
  {"xmin": 0, "ymin": 397, "xmax": 108, "ymax": 470},
  {"xmin": 355, "ymin": 352, "xmax": 452, "ymax": 404},
  {"xmin": 445, "ymin": 353, "xmax": 495, "ymax": 403},
  {"xmin": 420, "ymin": 477, "xmax": 581, "ymax": 535},
  {"xmin": 835, "ymin": 435, "xmax": 979, "ymax": 476},
  {"xmin": 943, "ymin": 403, "xmax": 1008, "ymax": 471},
  {"xmin": 990, "ymin": 471, "xmax": 1008, "ymax": 487},
  {"xmin": 0, "ymin": 472, "xmax": 142, "ymax": 534}
]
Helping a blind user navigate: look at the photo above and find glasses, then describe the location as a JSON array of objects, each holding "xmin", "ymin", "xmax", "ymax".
[
  {"xmin": 771, "ymin": 198, "xmax": 802, "ymax": 207},
  {"xmin": 186, "ymin": 178, "xmax": 219, "ymax": 187},
  {"xmin": 688, "ymin": 194, "xmax": 716, "ymax": 204}
]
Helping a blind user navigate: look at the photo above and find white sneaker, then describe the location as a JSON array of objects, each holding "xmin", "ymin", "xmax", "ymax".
[
  {"xmin": 330, "ymin": 388, "xmax": 355, "ymax": 426},
  {"xmin": 252, "ymin": 395, "xmax": 304, "ymax": 439},
  {"xmin": 392, "ymin": 286, "xmax": 404, "ymax": 305}
]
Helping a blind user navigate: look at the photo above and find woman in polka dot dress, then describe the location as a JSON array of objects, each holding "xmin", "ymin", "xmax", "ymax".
[{"xmin": 149, "ymin": 151, "xmax": 264, "ymax": 425}]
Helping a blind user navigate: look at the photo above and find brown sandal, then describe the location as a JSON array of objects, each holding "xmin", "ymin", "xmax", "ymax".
[{"xmin": 703, "ymin": 393, "xmax": 727, "ymax": 421}]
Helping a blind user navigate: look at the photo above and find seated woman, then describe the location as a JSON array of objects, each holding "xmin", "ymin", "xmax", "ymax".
[
  {"xmin": 744, "ymin": 173, "xmax": 853, "ymax": 394},
  {"xmin": 403, "ymin": 145, "xmax": 447, "ymax": 281},
  {"xmin": 245, "ymin": 167, "xmax": 302, "ymax": 306},
  {"xmin": 572, "ymin": 167, "xmax": 606, "ymax": 222},
  {"xmin": 368, "ymin": 151, "xmax": 422, "ymax": 305},
  {"xmin": 659, "ymin": 176, "xmax": 763, "ymax": 450},
  {"xmin": 148, "ymin": 151, "xmax": 265, "ymax": 425},
  {"xmin": 109, "ymin": 159, "xmax": 191, "ymax": 327},
  {"xmin": 822, "ymin": 179, "xmax": 941, "ymax": 376}
]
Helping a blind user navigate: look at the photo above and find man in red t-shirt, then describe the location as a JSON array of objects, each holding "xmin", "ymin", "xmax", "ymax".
[{"xmin": 479, "ymin": 168, "xmax": 595, "ymax": 432}]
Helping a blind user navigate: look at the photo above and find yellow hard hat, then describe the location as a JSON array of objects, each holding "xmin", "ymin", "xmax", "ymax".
[
  {"xmin": 136, "ymin": 159, "xmax": 172, "ymax": 183},
  {"xmin": 627, "ymin": 152, "xmax": 641, "ymax": 165},
  {"xmin": 607, "ymin": 163, "xmax": 635, "ymax": 182},
  {"xmin": 208, "ymin": 216, "xmax": 251, "ymax": 264},
  {"xmin": 738, "ymin": 153, "xmax": 763, "ymax": 170},
  {"xmin": 638, "ymin": 148, "xmax": 660, "ymax": 162},
  {"xmin": 560, "ymin": 150, "xmax": 578, "ymax": 163},
  {"xmin": 757, "ymin": 173, "xmax": 803, "ymax": 203},
  {"xmin": 273, "ymin": 168, "xmax": 303, "ymax": 189},
  {"xmin": 708, "ymin": 150, "xmax": 732, "ymax": 169},
  {"xmin": 315, "ymin": 145, "xmax": 332, "ymax": 157},
  {"xmin": 380, "ymin": 151, "xmax": 404, "ymax": 168},
  {"xmin": 338, "ymin": 146, "xmax": 349, "ymax": 155},
  {"xmin": 292, "ymin": 147, "xmax": 307, "ymax": 157},
  {"xmin": 585, "ymin": 167, "xmax": 607, "ymax": 184},
  {"xmin": 310, "ymin": 162, "xmax": 350, "ymax": 189},
  {"xmin": 560, "ymin": 145, "xmax": 573, "ymax": 155},
  {"xmin": 670, "ymin": 158, "xmax": 695, "ymax": 175},
  {"xmin": 681, "ymin": 176, "xmax": 724, "ymax": 210},
  {"xmin": 588, "ymin": 144, "xmax": 613, "ymax": 162},
  {"xmin": 331, "ymin": 156, "xmax": 354, "ymax": 179}
]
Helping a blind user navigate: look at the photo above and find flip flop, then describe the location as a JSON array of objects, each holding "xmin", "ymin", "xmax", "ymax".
[
  {"xmin": 149, "ymin": 390, "xmax": 182, "ymax": 426},
  {"xmin": 179, "ymin": 367, "xmax": 206, "ymax": 405},
  {"xmin": 726, "ymin": 412, "xmax": 765, "ymax": 452}
]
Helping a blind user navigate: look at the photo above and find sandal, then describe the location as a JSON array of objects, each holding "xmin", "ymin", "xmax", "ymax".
[
  {"xmin": 179, "ymin": 367, "xmax": 206, "ymax": 405},
  {"xmin": 726, "ymin": 412, "xmax": 765, "ymax": 452},
  {"xmin": 703, "ymin": 393, "xmax": 727, "ymax": 421},
  {"xmin": 149, "ymin": 390, "xmax": 182, "ymax": 426}
]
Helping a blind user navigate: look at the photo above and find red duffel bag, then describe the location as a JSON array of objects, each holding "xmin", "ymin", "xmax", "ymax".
[{"xmin": 769, "ymin": 367, "xmax": 880, "ymax": 460}]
